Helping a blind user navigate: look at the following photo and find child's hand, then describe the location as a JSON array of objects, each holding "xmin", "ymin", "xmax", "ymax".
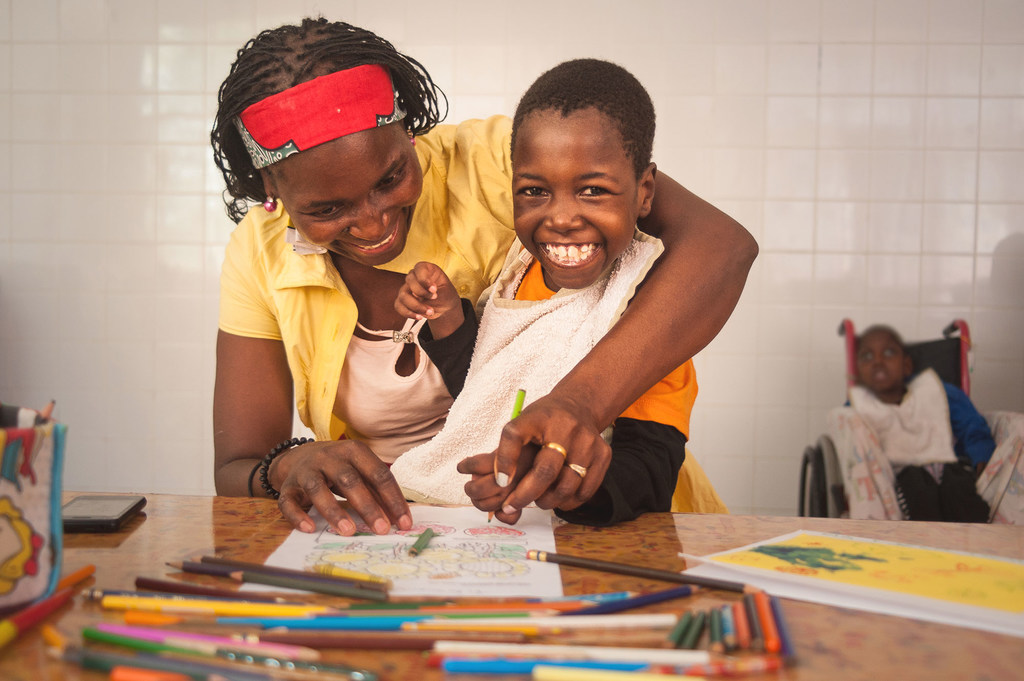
[{"xmin": 395, "ymin": 262, "xmax": 464, "ymax": 339}]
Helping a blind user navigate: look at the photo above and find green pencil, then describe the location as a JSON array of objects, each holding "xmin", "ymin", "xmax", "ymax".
[
  {"xmin": 408, "ymin": 528, "xmax": 436, "ymax": 557},
  {"xmin": 489, "ymin": 389, "xmax": 526, "ymax": 523}
]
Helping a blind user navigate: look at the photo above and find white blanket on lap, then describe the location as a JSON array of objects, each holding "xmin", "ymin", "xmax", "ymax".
[{"xmin": 390, "ymin": 231, "xmax": 662, "ymax": 504}]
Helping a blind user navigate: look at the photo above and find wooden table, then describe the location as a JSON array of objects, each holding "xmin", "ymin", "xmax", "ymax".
[{"xmin": 2, "ymin": 494, "xmax": 1022, "ymax": 680}]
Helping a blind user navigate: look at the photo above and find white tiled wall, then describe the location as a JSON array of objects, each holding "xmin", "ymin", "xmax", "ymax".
[{"xmin": 1, "ymin": 0, "xmax": 1021, "ymax": 516}]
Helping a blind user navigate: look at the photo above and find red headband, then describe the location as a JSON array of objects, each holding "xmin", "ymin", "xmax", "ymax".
[{"xmin": 234, "ymin": 64, "xmax": 406, "ymax": 169}]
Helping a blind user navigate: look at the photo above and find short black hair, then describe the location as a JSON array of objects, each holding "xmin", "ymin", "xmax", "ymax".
[
  {"xmin": 211, "ymin": 17, "xmax": 447, "ymax": 222},
  {"xmin": 511, "ymin": 58, "xmax": 655, "ymax": 178},
  {"xmin": 857, "ymin": 325, "xmax": 908, "ymax": 353}
]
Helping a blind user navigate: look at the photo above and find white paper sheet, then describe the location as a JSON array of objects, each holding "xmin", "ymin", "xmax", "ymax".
[{"xmin": 257, "ymin": 505, "xmax": 563, "ymax": 598}]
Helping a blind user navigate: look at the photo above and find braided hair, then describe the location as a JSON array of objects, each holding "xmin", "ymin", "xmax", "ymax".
[
  {"xmin": 211, "ymin": 17, "xmax": 447, "ymax": 222},
  {"xmin": 511, "ymin": 58, "xmax": 655, "ymax": 178}
]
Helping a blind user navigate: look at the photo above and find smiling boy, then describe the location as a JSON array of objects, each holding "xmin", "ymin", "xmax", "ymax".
[{"xmin": 389, "ymin": 59, "xmax": 700, "ymax": 525}]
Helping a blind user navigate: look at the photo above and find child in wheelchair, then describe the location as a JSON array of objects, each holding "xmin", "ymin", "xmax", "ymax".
[{"xmin": 848, "ymin": 325, "xmax": 993, "ymax": 522}]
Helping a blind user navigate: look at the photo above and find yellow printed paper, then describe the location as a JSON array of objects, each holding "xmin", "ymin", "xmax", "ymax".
[{"xmin": 711, "ymin": 532, "xmax": 1024, "ymax": 613}]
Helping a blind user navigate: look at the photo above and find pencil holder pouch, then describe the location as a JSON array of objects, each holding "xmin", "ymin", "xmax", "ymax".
[{"xmin": 0, "ymin": 403, "xmax": 66, "ymax": 616}]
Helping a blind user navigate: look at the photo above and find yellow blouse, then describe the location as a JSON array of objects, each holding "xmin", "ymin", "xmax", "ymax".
[{"xmin": 219, "ymin": 116, "xmax": 517, "ymax": 441}]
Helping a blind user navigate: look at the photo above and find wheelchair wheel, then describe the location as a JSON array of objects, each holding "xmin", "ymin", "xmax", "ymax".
[{"xmin": 799, "ymin": 444, "xmax": 828, "ymax": 517}]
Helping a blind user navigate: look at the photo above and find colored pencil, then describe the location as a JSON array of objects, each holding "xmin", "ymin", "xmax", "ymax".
[
  {"xmin": 708, "ymin": 606, "xmax": 724, "ymax": 653},
  {"xmin": 134, "ymin": 577, "xmax": 288, "ymax": 603},
  {"xmin": 743, "ymin": 593, "xmax": 764, "ymax": 652},
  {"xmin": 533, "ymin": 668, "xmax": 702, "ymax": 681},
  {"xmin": 665, "ymin": 611, "xmax": 692, "ymax": 647},
  {"xmin": 432, "ymin": 641, "xmax": 710, "ymax": 666},
  {"xmin": 254, "ymin": 630, "xmax": 529, "ymax": 649},
  {"xmin": 108, "ymin": 666, "xmax": 193, "ymax": 681},
  {"xmin": 56, "ymin": 564, "xmax": 96, "ymax": 591},
  {"xmin": 442, "ymin": 658, "xmax": 649, "ymax": 674},
  {"xmin": 769, "ymin": 594, "xmax": 797, "ymax": 661},
  {"xmin": 526, "ymin": 550, "xmax": 753, "ymax": 593},
  {"xmin": 732, "ymin": 599, "xmax": 751, "ymax": 650},
  {"xmin": 489, "ymin": 388, "xmax": 526, "ymax": 522},
  {"xmin": 40, "ymin": 623, "xmax": 68, "ymax": 650},
  {"xmin": 225, "ymin": 570, "xmax": 388, "ymax": 601},
  {"xmin": 219, "ymin": 615, "xmax": 433, "ymax": 630},
  {"xmin": 562, "ymin": 585, "xmax": 695, "ymax": 616},
  {"xmin": 412, "ymin": 613, "xmax": 678, "ymax": 631},
  {"xmin": 62, "ymin": 645, "xmax": 278, "ymax": 681},
  {"xmin": 194, "ymin": 556, "xmax": 390, "ymax": 590},
  {"xmin": 408, "ymin": 528, "xmax": 436, "ymax": 557},
  {"xmin": 678, "ymin": 655, "xmax": 785, "ymax": 677},
  {"xmin": 719, "ymin": 603, "xmax": 737, "ymax": 651},
  {"xmin": 81, "ymin": 628, "xmax": 372, "ymax": 679},
  {"xmin": 98, "ymin": 594, "xmax": 334, "ymax": 617},
  {"xmin": 677, "ymin": 609, "xmax": 706, "ymax": 650},
  {"xmin": 753, "ymin": 590, "xmax": 780, "ymax": 653},
  {"xmin": 87, "ymin": 588, "xmax": 288, "ymax": 605},
  {"xmin": 93, "ymin": 623, "xmax": 320, "ymax": 660},
  {"xmin": 0, "ymin": 587, "xmax": 74, "ymax": 649}
]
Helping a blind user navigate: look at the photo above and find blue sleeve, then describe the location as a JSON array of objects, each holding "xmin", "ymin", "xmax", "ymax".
[{"xmin": 944, "ymin": 383, "xmax": 995, "ymax": 467}]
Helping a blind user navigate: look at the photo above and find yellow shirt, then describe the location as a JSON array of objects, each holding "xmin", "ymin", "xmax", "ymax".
[{"xmin": 219, "ymin": 116, "xmax": 517, "ymax": 441}]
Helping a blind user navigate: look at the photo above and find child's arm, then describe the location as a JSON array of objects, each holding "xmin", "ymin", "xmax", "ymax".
[
  {"xmin": 396, "ymin": 262, "xmax": 465, "ymax": 340},
  {"xmin": 554, "ymin": 418, "xmax": 685, "ymax": 526},
  {"xmin": 945, "ymin": 383, "xmax": 996, "ymax": 469}
]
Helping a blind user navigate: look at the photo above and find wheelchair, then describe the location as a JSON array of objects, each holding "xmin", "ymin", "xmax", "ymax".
[{"xmin": 798, "ymin": 319, "xmax": 973, "ymax": 518}]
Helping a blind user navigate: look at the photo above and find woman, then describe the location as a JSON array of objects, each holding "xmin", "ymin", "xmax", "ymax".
[{"xmin": 211, "ymin": 18, "xmax": 757, "ymax": 535}]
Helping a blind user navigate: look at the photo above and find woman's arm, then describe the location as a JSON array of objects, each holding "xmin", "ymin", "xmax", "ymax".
[
  {"xmin": 214, "ymin": 330, "xmax": 412, "ymax": 535},
  {"xmin": 489, "ymin": 173, "xmax": 756, "ymax": 519}
]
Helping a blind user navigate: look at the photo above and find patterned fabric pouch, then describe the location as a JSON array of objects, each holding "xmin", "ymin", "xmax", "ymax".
[{"xmin": 0, "ymin": 403, "xmax": 66, "ymax": 616}]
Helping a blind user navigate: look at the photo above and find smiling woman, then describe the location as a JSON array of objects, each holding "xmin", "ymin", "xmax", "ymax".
[{"xmin": 209, "ymin": 17, "xmax": 757, "ymax": 536}]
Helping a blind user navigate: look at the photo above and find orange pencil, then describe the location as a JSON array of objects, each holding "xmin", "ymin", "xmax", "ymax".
[
  {"xmin": 732, "ymin": 599, "xmax": 751, "ymax": 650},
  {"xmin": 754, "ymin": 590, "xmax": 780, "ymax": 653},
  {"xmin": 109, "ymin": 666, "xmax": 192, "ymax": 681},
  {"xmin": 57, "ymin": 564, "xmax": 96, "ymax": 591},
  {"xmin": 39, "ymin": 400, "xmax": 55, "ymax": 420}
]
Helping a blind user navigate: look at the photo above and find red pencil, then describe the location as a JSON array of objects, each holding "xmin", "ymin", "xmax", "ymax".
[{"xmin": 0, "ymin": 587, "xmax": 74, "ymax": 649}]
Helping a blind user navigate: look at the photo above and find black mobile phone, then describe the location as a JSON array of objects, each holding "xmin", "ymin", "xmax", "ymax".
[{"xmin": 62, "ymin": 494, "xmax": 147, "ymax": 533}]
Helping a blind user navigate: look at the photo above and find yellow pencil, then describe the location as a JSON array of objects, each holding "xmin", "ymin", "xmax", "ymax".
[
  {"xmin": 99, "ymin": 595, "xmax": 334, "ymax": 618},
  {"xmin": 311, "ymin": 562, "xmax": 392, "ymax": 587}
]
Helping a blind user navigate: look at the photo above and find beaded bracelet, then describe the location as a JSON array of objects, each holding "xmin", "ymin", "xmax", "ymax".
[{"xmin": 257, "ymin": 437, "xmax": 314, "ymax": 499}]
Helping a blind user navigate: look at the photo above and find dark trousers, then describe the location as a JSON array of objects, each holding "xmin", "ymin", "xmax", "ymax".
[{"xmin": 896, "ymin": 463, "xmax": 990, "ymax": 523}]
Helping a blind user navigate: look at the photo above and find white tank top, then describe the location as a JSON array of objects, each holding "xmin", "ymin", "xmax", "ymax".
[{"xmin": 334, "ymin": 318, "xmax": 453, "ymax": 463}]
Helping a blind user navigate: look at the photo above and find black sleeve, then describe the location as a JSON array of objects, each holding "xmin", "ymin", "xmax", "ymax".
[
  {"xmin": 554, "ymin": 417, "xmax": 686, "ymax": 527},
  {"xmin": 417, "ymin": 298, "xmax": 479, "ymax": 399}
]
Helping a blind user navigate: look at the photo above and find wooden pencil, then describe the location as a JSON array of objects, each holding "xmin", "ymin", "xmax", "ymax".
[
  {"xmin": 134, "ymin": 577, "xmax": 287, "ymax": 603},
  {"xmin": 0, "ymin": 588, "xmax": 74, "ymax": 649},
  {"xmin": 678, "ymin": 609, "xmax": 706, "ymax": 650},
  {"xmin": 196, "ymin": 555, "xmax": 390, "ymax": 590},
  {"xmin": 754, "ymin": 590, "xmax": 780, "ymax": 653},
  {"xmin": 732, "ymin": 599, "xmax": 751, "ymax": 650},
  {"xmin": 708, "ymin": 606, "xmax": 724, "ymax": 653},
  {"xmin": 743, "ymin": 593, "xmax": 764, "ymax": 652},
  {"xmin": 665, "ymin": 611, "xmax": 692, "ymax": 648},
  {"xmin": 720, "ymin": 603, "xmax": 737, "ymax": 651},
  {"xmin": 253, "ymin": 629, "xmax": 529, "ymax": 649},
  {"xmin": 56, "ymin": 564, "xmax": 96, "ymax": 591},
  {"xmin": 769, "ymin": 594, "xmax": 797, "ymax": 661},
  {"xmin": 526, "ymin": 550, "xmax": 753, "ymax": 593},
  {"xmin": 226, "ymin": 571, "xmax": 389, "ymax": 602}
]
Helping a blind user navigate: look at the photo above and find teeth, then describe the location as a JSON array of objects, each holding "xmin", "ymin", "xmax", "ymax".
[{"xmin": 543, "ymin": 243, "xmax": 598, "ymax": 266}]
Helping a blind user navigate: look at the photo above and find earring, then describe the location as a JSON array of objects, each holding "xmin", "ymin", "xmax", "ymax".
[
  {"xmin": 263, "ymin": 197, "xmax": 278, "ymax": 212},
  {"xmin": 408, "ymin": 132, "xmax": 416, "ymax": 146}
]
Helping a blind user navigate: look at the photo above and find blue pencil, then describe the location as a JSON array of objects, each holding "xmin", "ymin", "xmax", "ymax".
[
  {"xmin": 769, "ymin": 595, "xmax": 797, "ymax": 662},
  {"xmin": 218, "ymin": 614, "xmax": 434, "ymax": 630},
  {"xmin": 441, "ymin": 658, "xmax": 648, "ymax": 674},
  {"xmin": 528, "ymin": 591, "xmax": 635, "ymax": 604},
  {"xmin": 561, "ymin": 585, "xmax": 695, "ymax": 616},
  {"xmin": 720, "ymin": 603, "xmax": 737, "ymax": 651}
]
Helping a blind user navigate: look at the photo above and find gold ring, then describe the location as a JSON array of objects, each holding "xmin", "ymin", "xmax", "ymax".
[
  {"xmin": 544, "ymin": 442, "xmax": 568, "ymax": 459},
  {"xmin": 567, "ymin": 463, "xmax": 588, "ymax": 479}
]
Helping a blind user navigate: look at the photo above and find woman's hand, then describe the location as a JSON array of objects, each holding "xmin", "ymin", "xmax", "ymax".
[
  {"xmin": 457, "ymin": 394, "xmax": 612, "ymax": 523},
  {"xmin": 270, "ymin": 439, "xmax": 413, "ymax": 536}
]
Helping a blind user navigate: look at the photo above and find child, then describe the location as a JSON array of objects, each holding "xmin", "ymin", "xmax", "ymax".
[
  {"xmin": 389, "ymin": 58, "xmax": 699, "ymax": 526},
  {"xmin": 849, "ymin": 325, "xmax": 993, "ymax": 522}
]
